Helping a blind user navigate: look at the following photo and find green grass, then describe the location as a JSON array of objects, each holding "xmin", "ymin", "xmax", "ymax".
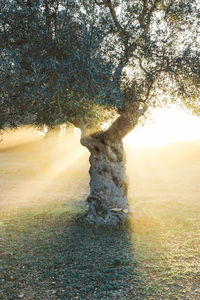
[
  {"xmin": 0, "ymin": 204, "xmax": 137, "ymax": 299},
  {"xmin": 1, "ymin": 137, "xmax": 200, "ymax": 299},
  {"xmin": 127, "ymin": 196, "xmax": 200, "ymax": 299},
  {"xmin": 0, "ymin": 196, "xmax": 200, "ymax": 299}
]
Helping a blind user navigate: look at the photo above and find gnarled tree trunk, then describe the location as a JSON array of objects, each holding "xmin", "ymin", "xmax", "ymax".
[
  {"xmin": 84, "ymin": 135, "xmax": 129, "ymax": 225},
  {"xmin": 80, "ymin": 108, "xmax": 142, "ymax": 226}
]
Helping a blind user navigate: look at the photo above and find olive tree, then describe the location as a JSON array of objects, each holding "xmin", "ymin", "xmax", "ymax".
[{"xmin": 0, "ymin": 0, "xmax": 199, "ymax": 225}]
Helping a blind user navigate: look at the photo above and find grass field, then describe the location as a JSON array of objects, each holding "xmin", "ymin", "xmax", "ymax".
[{"xmin": 0, "ymin": 128, "xmax": 200, "ymax": 299}]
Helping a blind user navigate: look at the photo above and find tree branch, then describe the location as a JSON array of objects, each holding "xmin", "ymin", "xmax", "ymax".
[
  {"xmin": 114, "ymin": 0, "xmax": 160, "ymax": 77},
  {"xmin": 103, "ymin": 72, "xmax": 155, "ymax": 140},
  {"xmin": 138, "ymin": 0, "xmax": 148, "ymax": 26},
  {"xmin": 144, "ymin": 79, "xmax": 154, "ymax": 101},
  {"xmin": 144, "ymin": 0, "xmax": 160, "ymax": 31},
  {"xmin": 132, "ymin": 54, "xmax": 148, "ymax": 74},
  {"xmin": 60, "ymin": 0, "xmax": 70, "ymax": 33},
  {"xmin": 106, "ymin": 1, "xmax": 122, "ymax": 32},
  {"xmin": 44, "ymin": 0, "xmax": 51, "ymax": 35},
  {"xmin": 94, "ymin": 0, "xmax": 106, "ymax": 5},
  {"xmin": 95, "ymin": 0, "xmax": 128, "ymax": 45},
  {"xmin": 102, "ymin": 103, "xmax": 146, "ymax": 140},
  {"xmin": 107, "ymin": 0, "xmax": 128, "ymax": 45}
]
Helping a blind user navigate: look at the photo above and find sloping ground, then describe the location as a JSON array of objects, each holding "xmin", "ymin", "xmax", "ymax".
[{"xmin": 0, "ymin": 129, "xmax": 200, "ymax": 299}]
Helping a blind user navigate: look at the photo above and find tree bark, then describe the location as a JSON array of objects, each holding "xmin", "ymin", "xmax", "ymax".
[
  {"xmin": 77, "ymin": 104, "xmax": 145, "ymax": 226},
  {"xmin": 82, "ymin": 132, "xmax": 129, "ymax": 225}
]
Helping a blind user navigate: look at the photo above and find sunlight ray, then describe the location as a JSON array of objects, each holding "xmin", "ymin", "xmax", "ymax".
[{"xmin": 0, "ymin": 126, "xmax": 88, "ymax": 215}]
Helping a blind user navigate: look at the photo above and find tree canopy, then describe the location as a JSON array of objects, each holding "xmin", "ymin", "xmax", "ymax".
[{"xmin": 0, "ymin": 0, "xmax": 200, "ymax": 132}]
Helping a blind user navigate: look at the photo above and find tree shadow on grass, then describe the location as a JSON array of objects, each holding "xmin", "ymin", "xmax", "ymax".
[{"xmin": 0, "ymin": 210, "xmax": 143, "ymax": 300}]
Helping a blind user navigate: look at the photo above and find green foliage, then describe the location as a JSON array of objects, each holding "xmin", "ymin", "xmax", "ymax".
[{"xmin": 0, "ymin": 0, "xmax": 199, "ymax": 128}]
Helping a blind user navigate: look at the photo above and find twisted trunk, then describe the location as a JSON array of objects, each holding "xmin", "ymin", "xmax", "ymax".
[
  {"xmin": 80, "ymin": 111, "xmax": 141, "ymax": 226},
  {"xmin": 84, "ymin": 136, "xmax": 129, "ymax": 225}
]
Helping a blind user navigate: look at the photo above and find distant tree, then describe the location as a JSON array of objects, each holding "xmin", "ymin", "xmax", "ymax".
[{"xmin": 0, "ymin": 0, "xmax": 200, "ymax": 225}]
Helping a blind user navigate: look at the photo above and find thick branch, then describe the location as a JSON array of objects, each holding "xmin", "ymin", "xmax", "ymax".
[
  {"xmin": 103, "ymin": 104, "xmax": 146, "ymax": 141},
  {"xmin": 103, "ymin": 115, "xmax": 135, "ymax": 141},
  {"xmin": 71, "ymin": 118, "xmax": 102, "ymax": 148}
]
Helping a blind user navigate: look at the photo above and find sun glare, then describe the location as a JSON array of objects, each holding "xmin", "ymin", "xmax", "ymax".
[{"xmin": 124, "ymin": 106, "xmax": 200, "ymax": 147}]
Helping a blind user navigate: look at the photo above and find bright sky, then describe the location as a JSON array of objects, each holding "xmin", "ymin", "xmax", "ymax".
[{"xmin": 124, "ymin": 105, "xmax": 200, "ymax": 147}]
